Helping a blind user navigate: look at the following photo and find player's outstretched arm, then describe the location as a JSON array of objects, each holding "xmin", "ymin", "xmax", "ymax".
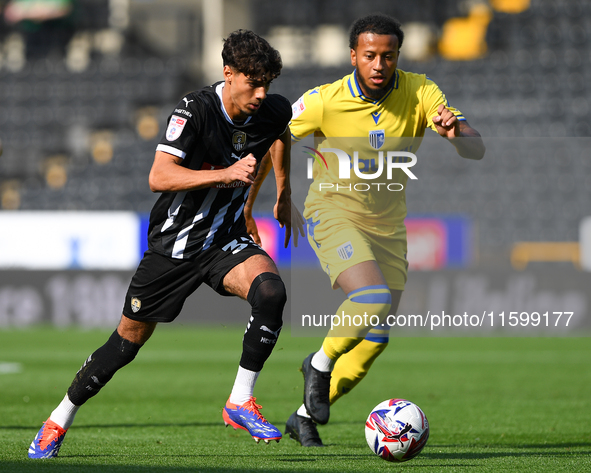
[
  {"xmin": 432, "ymin": 104, "xmax": 485, "ymax": 160},
  {"xmin": 270, "ymin": 128, "xmax": 305, "ymax": 248},
  {"xmin": 148, "ymin": 150, "xmax": 256, "ymax": 192}
]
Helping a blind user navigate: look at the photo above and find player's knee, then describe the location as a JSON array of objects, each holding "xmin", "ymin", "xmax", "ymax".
[{"xmin": 247, "ymin": 272, "xmax": 286, "ymax": 325}]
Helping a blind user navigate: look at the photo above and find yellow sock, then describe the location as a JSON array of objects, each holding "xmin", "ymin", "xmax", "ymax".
[
  {"xmin": 329, "ymin": 325, "xmax": 390, "ymax": 404},
  {"xmin": 322, "ymin": 285, "xmax": 391, "ymax": 360}
]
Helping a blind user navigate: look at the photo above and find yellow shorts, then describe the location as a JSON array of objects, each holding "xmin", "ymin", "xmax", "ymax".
[{"xmin": 306, "ymin": 210, "xmax": 408, "ymax": 290}]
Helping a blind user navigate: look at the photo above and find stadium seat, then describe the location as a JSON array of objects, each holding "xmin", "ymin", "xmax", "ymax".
[
  {"xmin": 567, "ymin": 24, "xmax": 587, "ymax": 45},
  {"xmin": 510, "ymin": 242, "xmax": 581, "ymax": 270},
  {"xmin": 490, "ymin": 0, "xmax": 530, "ymax": 14}
]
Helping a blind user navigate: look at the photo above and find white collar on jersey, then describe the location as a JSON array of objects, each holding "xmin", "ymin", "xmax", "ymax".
[{"xmin": 215, "ymin": 83, "xmax": 253, "ymax": 125}]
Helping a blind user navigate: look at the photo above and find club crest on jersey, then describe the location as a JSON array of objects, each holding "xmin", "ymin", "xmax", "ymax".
[
  {"xmin": 337, "ymin": 241, "xmax": 354, "ymax": 260},
  {"xmin": 369, "ymin": 129, "xmax": 385, "ymax": 150},
  {"xmin": 232, "ymin": 131, "xmax": 247, "ymax": 151},
  {"xmin": 166, "ymin": 115, "xmax": 187, "ymax": 141},
  {"xmin": 131, "ymin": 297, "xmax": 141, "ymax": 313}
]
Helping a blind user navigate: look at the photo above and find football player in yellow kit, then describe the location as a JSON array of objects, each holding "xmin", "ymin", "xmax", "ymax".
[{"xmin": 249, "ymin": 14, "xmax": 484, "ymax": 447}]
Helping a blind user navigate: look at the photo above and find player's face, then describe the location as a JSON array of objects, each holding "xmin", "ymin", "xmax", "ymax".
[
  {"xmin": 351, "ymin": 33, "xmax": 399, "ymax": 100},
  {"xmin": 223, "ymin": 66, "xmax": 271, "ymax": 121}
]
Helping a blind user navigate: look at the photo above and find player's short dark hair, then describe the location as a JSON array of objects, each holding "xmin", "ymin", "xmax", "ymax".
[
  {"xmin": 222, "ymin": 29, "xmax": 282, "ymax": 80},
  {"xmin": 349, "ymin": 14, "xmax": 404, "ymax": 50}
]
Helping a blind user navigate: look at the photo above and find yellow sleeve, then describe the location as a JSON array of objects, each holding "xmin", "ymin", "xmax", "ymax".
[
  {"xmin": 422, "ymin": 78, "xmax": 466, "ymax": 132},
  {"xmin": 289, "ymin": 87, "xmax": 324, "ymax": 142}
]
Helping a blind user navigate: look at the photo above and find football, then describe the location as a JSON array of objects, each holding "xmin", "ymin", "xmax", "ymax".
[{"xmin": 365, "ymin": 399, "xmax": 429, "ymax": 462}]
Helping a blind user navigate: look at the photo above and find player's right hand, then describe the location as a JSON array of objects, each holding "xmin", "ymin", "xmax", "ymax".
[
  {"xmin": 221, "ymin": 155, "xmax": 257, "ymax": 185},
  {"xmin": 432, "ymin": 104, "xmax": 460, "ymax": 139}
]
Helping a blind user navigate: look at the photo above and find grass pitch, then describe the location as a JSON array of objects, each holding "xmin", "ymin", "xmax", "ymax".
[{"xmin": 0, "ymin": 326, "xmax": 589, "ymax": 472}]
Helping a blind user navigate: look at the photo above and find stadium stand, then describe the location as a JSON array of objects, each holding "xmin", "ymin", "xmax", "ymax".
[{"xmin": 0, "ymin": 0, "xmax": 589, "ymax": 266}]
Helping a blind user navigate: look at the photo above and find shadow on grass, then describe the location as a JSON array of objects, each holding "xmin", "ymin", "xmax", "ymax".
[
  {"xmin": 1, "ymin": 422, "xmax": 223, "ymax": 431},
  {"xmin": 0, "ymin": 464, "xmax": 327, "ymax": 473},
  {"xmin": 428, "ymin": 442, "xmax": 591, "ymax": 450},
  {"xmin": 3, "ymin": 444, "xmax": 589, "ymax": 473},
  {"xmin": 423, "ymin": 441, "xmax": 591, "ymax": 461},
  {"xmin": 5, "ymin": 422, "xmax": 589, "ymax": 473},
  {"xmin": 0, "ymin": 458, "xmax": 476, "ymax": 473},
  {"xmin": 0, "ymin": 455, "xmax": 377, "ymax": 473}
]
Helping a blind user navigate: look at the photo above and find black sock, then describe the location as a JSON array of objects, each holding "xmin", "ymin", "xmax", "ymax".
[
  {"xmin": 240, "ymin": 273, "xmax": 286, "ymax": 372},
  {"xmin": 67, "ymin": 330, "xmax": 142, "ymax": 406}
]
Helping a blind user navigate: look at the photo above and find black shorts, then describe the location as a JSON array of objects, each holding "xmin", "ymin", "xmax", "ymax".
[{"xmin": 122, "ymin": 234, "xmax": 269, "ymax": 323}]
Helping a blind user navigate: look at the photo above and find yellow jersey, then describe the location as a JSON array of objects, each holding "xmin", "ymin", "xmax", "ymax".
[{"xmin": 290, "ymin": 69, "xmax": 465, "ymax": 230}]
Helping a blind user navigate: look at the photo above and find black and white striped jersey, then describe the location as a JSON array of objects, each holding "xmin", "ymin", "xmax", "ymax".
[{"xmin": 148, "ymin": 82, "xmax": 291, "ymax": 260}]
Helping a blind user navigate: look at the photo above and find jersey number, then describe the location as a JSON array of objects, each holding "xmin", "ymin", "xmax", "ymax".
[{"xmin": 222, "ymin": 236, "xmax": 257, "ymax": 254}]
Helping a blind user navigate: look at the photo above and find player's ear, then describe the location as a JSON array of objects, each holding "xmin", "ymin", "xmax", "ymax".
[
  {"xmin": 350, "ymin": 48, "xmax": 357, "ymax": 67},
  {"xmin": 223, "ymin": 65, "xmax": 233, "ymax": 84}
]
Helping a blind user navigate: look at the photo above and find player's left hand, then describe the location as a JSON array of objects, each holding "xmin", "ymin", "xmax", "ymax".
[
  {"xmin": 244, "ymin": 211, "xmax": 261, "ymax": 246},
  {"xmin": 432, "ymin": 104, "xmax": 460, "ymax": 139},
  {"xmin": 274, "ymin": 196, "xmax": 305, "ymax": 248}
]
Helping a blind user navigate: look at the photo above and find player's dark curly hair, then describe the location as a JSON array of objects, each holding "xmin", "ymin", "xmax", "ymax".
[
  {"xmin": 222, "ymin": 29, "xmax": 282, "ymax": 80},
  {"xmin": 349, "ymin": 14, "xmax": 404, "ymax": 50}
]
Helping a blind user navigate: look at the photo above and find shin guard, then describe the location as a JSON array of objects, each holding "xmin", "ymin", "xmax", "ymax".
[
  {"xmin": 239, "ymin": 273, "xmax": 286, "ymax": 372},
  {"xmin": 67, "ymin": 330, "xmax": 142, "ymax": 406},
  {"xmin": 322, "ymin": 285, "xmax": 391, "ymax": 360},
  {"xmin": 329, "ymin": 330, "xmax": 389, "ymax": 404}
]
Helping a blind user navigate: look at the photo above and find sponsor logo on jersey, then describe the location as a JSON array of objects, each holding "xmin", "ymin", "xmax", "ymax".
[
  {"xmin": 337, "ymin": 241, "xmax": 354, "ymax": 260},
  {"xmin": 166, "ymin": 115, "xmax": 187, "ymax": 141},
  {"xmin": 201, "ymin": 161, "xmax": 249, "ymax": 188},
  {"xmin": 232, "ymin": 131, "xmax": 247, "ymax": 151},
  {"xmin": 174, "ymin": 108, "xmax": 193, "ymax": 118},
  {"xmin": 216, "ymin": 181, "xmax": 248, "ymax": 189},
  {"xmin": 291, "ymin": 96, "xmax": 306, "ymax": 119},
  {"xmin": 369, "ymin": 129, "xmax": 385, "ymax": 149},
  {"xmin": 182, "ymin": 97, "xmax": 194, "ymax": 107},
  {"xmin": 131, "ymin": 297, "xmax": 141, "ymax": 313}
]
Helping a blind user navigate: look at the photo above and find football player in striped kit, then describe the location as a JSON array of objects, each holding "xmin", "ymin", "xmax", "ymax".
[{"xmin": 29, "ymin": 29, "xmax": 303, "ymax": 458}]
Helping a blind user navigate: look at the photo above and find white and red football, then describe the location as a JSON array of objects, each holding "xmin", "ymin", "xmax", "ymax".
[{"xmin": 365, "ymin": 398, "xmax": 429, "ymax": 462}]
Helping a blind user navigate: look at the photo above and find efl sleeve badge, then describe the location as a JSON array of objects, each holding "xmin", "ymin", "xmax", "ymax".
[{"xmin": 166, "ymin": 115, "xmax": 187, "ymax": 141}]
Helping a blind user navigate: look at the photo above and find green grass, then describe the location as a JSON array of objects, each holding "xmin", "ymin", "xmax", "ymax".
[{"xmin": 0, "ymin": 326, "xmax": 589, "ymax": 472}]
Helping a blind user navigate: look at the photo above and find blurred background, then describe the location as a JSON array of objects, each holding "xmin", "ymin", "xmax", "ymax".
[{"xmin": 0, "ymin": 0, "xmax": 590, "ymax": 331}]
